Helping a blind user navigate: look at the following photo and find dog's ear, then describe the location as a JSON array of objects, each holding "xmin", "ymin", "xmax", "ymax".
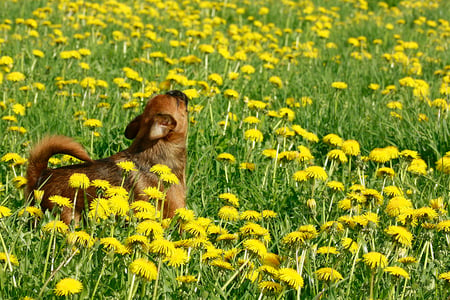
[
  {"xmin": 150, "ymin": 114, "xmax": 177, "ymax": 140},
  {"xmin": 125, "ymin": 115, "xmax": 142, "ymax": 139}
]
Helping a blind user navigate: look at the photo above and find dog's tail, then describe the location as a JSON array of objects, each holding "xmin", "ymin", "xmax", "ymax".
[{"xmin": 26, "ymin": 135, "xmax": 93, "ymax": 193}]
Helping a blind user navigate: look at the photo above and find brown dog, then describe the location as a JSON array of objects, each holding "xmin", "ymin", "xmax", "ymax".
[{"xmin": 26, "ymin": 90, "xmax": 188, "ymax": 224}]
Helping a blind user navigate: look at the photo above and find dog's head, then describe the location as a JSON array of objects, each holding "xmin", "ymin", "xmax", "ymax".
[{"xmin": 125, "ymin": 90, "xmax": 189, "ymax": 143}]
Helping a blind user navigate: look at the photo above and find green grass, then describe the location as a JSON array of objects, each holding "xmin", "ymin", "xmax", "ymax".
[{"xmin": 0, "ymin": 0, "xmax": 449, "ymax": 299}]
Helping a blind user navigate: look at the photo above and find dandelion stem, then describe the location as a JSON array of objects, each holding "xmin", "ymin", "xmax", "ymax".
[
  {"xmin": 369, "ymin": 270, "xmax": 375, "ymax": 300},
  {"xmin": 221, "ymin": 259, "xmax": 249, "ymax": 292},
  {"xmin": 400, "ymin": 278, "xmax": 408, "ymax": 300},
  {"xmin": 91, "ymin": 259, "xmax": 107, "ymax": 300},
  {"xmin": 152, "ymin": 256, "xmax": 163, "ymax": 300},
  {"xmin": 38, "ymin": 249, "xmax": 78, "ymax": 297},
  {"xmin": 127, "ymin": 274, "xmax": 137, "ymax": 300},
  {"xmin": 0, "ymin": 229, "xmax": 16, "ymax": 287},
  {"xmin": 346, "ymin": 242, "xmax": 362, "ymax": 298}
]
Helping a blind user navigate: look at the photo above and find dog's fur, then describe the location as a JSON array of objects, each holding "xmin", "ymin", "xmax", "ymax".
[{"xmin": 26, "ymin": 90, "xmax": 188, "ymax": 224}]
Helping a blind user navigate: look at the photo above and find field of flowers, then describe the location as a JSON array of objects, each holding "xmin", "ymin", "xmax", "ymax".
[{"xmin": 0, "ymin": 0, "xmax": 449, "ymax": 298}]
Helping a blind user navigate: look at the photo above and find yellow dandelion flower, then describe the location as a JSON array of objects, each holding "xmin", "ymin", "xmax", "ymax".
[
  {"xmin": 297, "ymin": 145, "xmax": 314, "ymax": 162},
  {"xmin": 130, "ymin": 201, "xmax": 157, "ymax": 214},
  {"xmin": 99, "ymin": 237, "xmax": 129, "ymax": 254},
  {"xmin": 67, "ymin": 231, "xmax": 95, "ymax": 248},
  {"xmin": 342, "ymin": 139, "xmax": 361, "ymax": 156},
  {"xmin": 244, "ymin": 128, "xmax": 264, "ymax": 142},
  {"xmin": 247, "ymin": 100, "xmax": 268, "ymax": 110},
  {"xmin": 89, "ymin": 197, "xmax": 111, "ymax": 220},
  {"xmin": 54, "ymin": 278, "xmax": 83, "ymax": 296},
  {"xmin": 218, "ymin": 206, "xmax": 239, "ymax": 221},
  {"xmin": 282, "ymin": 231, "xmax": 308, "ymax": 247},
  {"xmin": 42, "ymin": 220, "xmax": 68, "ymax": 234},
  {"xmin": 240, "ymin": 222, "xmax": 269, "ymax": 237},
  {"xmin": 209, "ymin": 259, "xmax": 234, "ymax": 270},
  {"xmin": 149, "ymin": 238, "xmax": 175, "ymax": 256},
  {"xmin": 292, "ymin": 170, "xmax": 307, "ymax": 182},
  {"xmin": 239, "ymin": 162, "xmax": 255, "ymax": 171},
  {"xmin": 108, "ymin": 195, "xmax": 130, "ymax": 216},
  {"xmin": 218, "ymin": 193, "xmax": 239, "ymax": 207},
  {"xmin": 224, "ymin": 89, "xmax": 239, "ymax": 99},
  {"xmin": 316, "ymin": 246, "xmax": 340, "ymax": 255},
  {"xmin": 369, "ymin": 148, "xmax": 392, "ymax": 164},
  {"xmin": 0, "ymin": 206, "xmax": 12, "ymax": 218},
  {"xmin": 414, "ymin": 207, "xmax": 438, "ymax": 220},
  {"xmin": 183, "ymin": 221, "xmax": 207, "ymax": 237},
  {"xmin": 436, "ymin": 220, "xmax": 450, "ymax": 233},
  {"xmin": 259, "ymin": 281, "xmax": 282, "ymax": 294},
  {"xmin": 321, "ymin": 221, "xmax": 345, "ymax": 233},
  {"xmin": 159, "ymin": 172, "xmax": 179, "ymax": 185},
  {"xmin": 68, "ymin": 173, "xmax": 90, "ymax": 189},
  {"xmin": 217, "ymin": 153, "xmax": 236, "ymax": 163},
  {"xmin": 269, "ymin": 76, "xmax": 283, "ymax": 88},
  {"xmin": 243, "ymin": 116, "xmax": 260, "ymax": 124},
  {"xmin": 438, "ymin": 272, "xmax": 450, "ymax": 283},
  {"xmin": 174, "ymin": 208, "xmax": 195, "ymax": 221},
  {"xmin": 407, "ymin": 158, "xmax": 427, "ymax": 175},
  {"xmin": 383, "ymin": 186, "xmax": 403, "ymax": 198},
  {"xmin": 164, "ymin": 247, "xmax": 189, "ymax": 267},
  {"xmin": 262, "ymin": 252, "xmax": 280, "ymax": 268},
  {"xmin": 216, "ymin": 233, "xmax": 238, "ymax": 242},
  {"xmin": 125, "ymin": 235, "xmax": 149, "ymax": 249},
  {"xmin": 49, "ymin": 195, "xmax": 73, "ymax": 208},
  {"xmin": 327, "ymin": 181, "xmax": 345, "ymax": 192},
  {"xmin": 398, "ymin": 256, "xmax": 417, "ymax": 264},
  {"xmin": 385, "ymin": 196, "xmax": 413, "ymax": 217},
  {"xmin": 18, "ymin": 206, "xmax": 43, "ymax": 219},
  {"xmin": 331, "ymin": 81, "xmax": 348, "ymax": 89},
  {"xmin": 323, "ymin": 133, "xmax": 343, "ymax": 147},
  {"xmin": 278, "ymin": 107, "xmax": 295, "ymax": 121},
  {"xmin": 278, "ymin": 268, "xmax": 304, "ymax": 289},
  {"xmin": 243, "ymin": 239, "xmax": 267, "ymax": 257},
  {"xmin": 262, "ymin": 210, "xmax": 277, "ymax": 219},
  {"xmin": 376, "ymin": 167, "xmax": 395, "ymax": 177},
  {"xmin": 384, "ymin": 266, "xmax": 410, "ymax": 279},
  {"xmin": 385, "ymin": 226, "xmax": 413, "ymax": 247},
  {"xmin": 176, "ymin": 275, "xmax": 197, "ymax": 283},
  {"xmin": 436, "ymin": 156, "xmax": 450, "ymax": 174},
  {"xmin": 142, "ymin": 187, "xmax": 165, "ymax": 200},
  {"xmin": 341, "ymin": 237, "xmax": 359, "ymax": 254},
  {"xmin": 315, "ymin": 267, "xmax": 344, "ymax": 282},
  {"xmin": 130, "ymin": 258, "xmax": 158, "ymax": 281},
  {"xmin": 0, "ymin": 252, "xmax": 19, "ymax": 266},
  {"xmin": 91, "ymin": 179, "xmax": 110, "ymax": 190},
  {"xmin": 305, "ymin": 166, "xmax": 328, "ymax": 181},
  {"xmin": 363, "ymin": 189, "xmax": 384, "ymax": 206},
  {"xmin": 12, "ymin": 104, "xmax": 25, "ymax": 116},
  {"xmin": 327, "ymin": 149, "xmax": 348, "ymax": 163},
  {"xmin": 208, "ymin": 73, "xmax": 223, "ymax": 86},
  {"xmin": 363, "ymin": 252, "xmax": 388, "ymax": 269},
  {"xmin": 150, "ymin": 164, "xmax": 172, "ymax": 175},
  {"xmin": 241, "ymin": 64, "xmax": 255, "ymax": 74},
  {"xmin": 136, "ymin": 220, "xmax": 164, "ymax": 238},
  {"xmin": 83, "ymin": 118, "xmax": 102, "ymax": 128},
  {"xmin": 116, "ymin": 161, "xmax": 137, "ymax": 172},
  {"xmin": 240, "ymin": 210, "xmax": 262, "ymax": 221},
  {"xmin": 6, "ymin": 72, "xmax": 26, "ymax": 82}
]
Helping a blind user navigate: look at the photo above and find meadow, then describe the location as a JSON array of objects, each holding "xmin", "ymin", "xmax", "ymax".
[{"xmin": 0, "ymin": 0, "xmax": 449, "ymax": 299}]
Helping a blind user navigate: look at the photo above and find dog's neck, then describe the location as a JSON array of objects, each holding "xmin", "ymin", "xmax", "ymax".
[{"xmin": 123, "ymin": 137, "xmax": 186, "ymax": 177}]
